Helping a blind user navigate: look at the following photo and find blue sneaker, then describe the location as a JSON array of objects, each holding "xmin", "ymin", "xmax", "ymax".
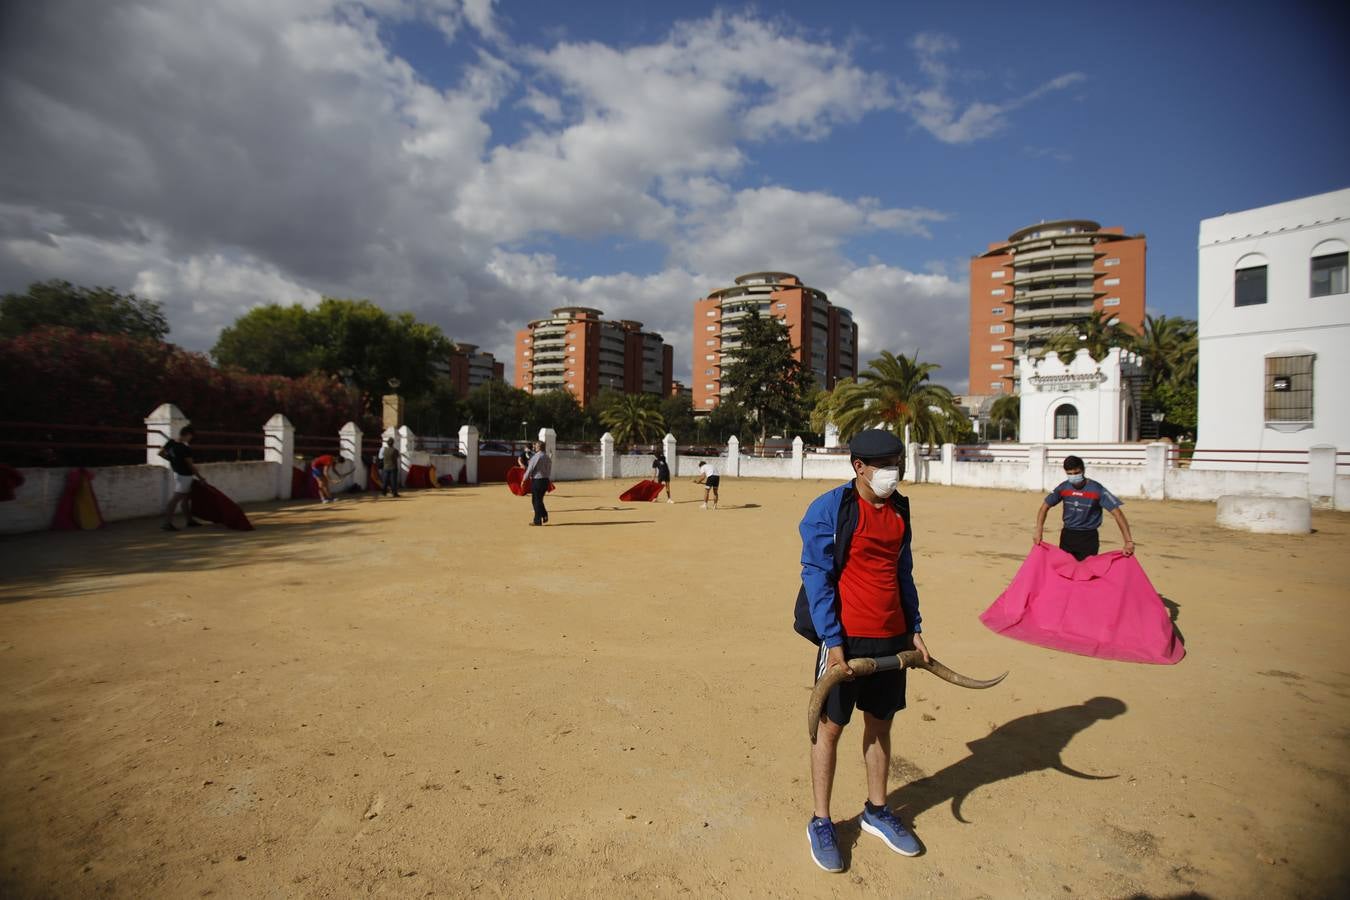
[
  {"xmin": 807, "ymin": 817, "xmax": 843, "ymax": 872},
  {"xmin": 860, "ymin": 803, "xmax": 921, "ymax": 856}
]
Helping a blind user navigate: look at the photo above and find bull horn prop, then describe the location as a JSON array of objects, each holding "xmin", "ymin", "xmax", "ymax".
[{"xmin": 808, "ymin": 650, "xmax": 1007, "ymax": 743}]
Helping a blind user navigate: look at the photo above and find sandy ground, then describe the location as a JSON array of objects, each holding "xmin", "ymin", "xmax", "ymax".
[{"xmin": 1, "ymin": 477, "xmax": 1348, "ymax": 899}]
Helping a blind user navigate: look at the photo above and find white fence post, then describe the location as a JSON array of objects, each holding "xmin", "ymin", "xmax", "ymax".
[
  {"xmin": 662, "ymin": 432, "xmax": 677, "ymax": 474},
  {"xmin": 145, "ymin": 403, "xmax": 189, "ymax": 467},
  {"xmin": 792, "ymin": 436, "xmax": 805, "ymax": 479},
  {"xmin": 600, "ymin": 432, "xmax": 615, "ymax": 479},
  {"xmin": 1143, "ymin": 441, "xmax": 1169, "ymax": 500},
  {"xmin": 263, "ymin": 413, "xmax": 295, "ymax": 499},
  {"xmin": 1027, "ymin": 444, "xmax": 1048, "ymax": 492},
  {"xmin": 458, "ymin": 424, "xmax": 479, "ymax": 484},
  {"xmin": 340, "ymin": 421, "xmax": 366, "ymax": 490},
  {"xmin": 941, "ymin": 443, "xmax": 955, "ymax": 486},
  {"xmin": 727, "ymin": 436, "xmax": 741, "ymax": 477},
  {"xmin": 1308, "ymin": 444, "xmax": 1336, "ymax": 509},
  {"xmin": 539, "ymin": 427, "xmax": 557, "ymax": 459},
  {"xmin": 904, "ymin": 440, "xmax": 919, "ymax": 483}
]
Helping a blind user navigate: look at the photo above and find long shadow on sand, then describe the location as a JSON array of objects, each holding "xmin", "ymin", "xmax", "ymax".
[
  {"xmin": 0, "ymin": 501, "xmax": 391, "ymax": 604},
  {"xmin": 834, "ymin": 697, "xmax": 1128, "ymax": 863}
]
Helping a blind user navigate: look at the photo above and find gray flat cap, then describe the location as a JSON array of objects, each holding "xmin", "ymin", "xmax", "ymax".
[{"xmin": 848, "ymin": 428, "xmax": 904, "ymax": 460}]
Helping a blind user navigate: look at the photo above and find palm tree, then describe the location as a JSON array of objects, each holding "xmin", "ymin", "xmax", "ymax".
[
  {"xmin": 1132, "ymin": 314, "xmax": 1197, "ymax": 391},
  {"xmin": 1042, "ymin": 309, "xmax": 1138, "ymax": 362},
  {"xmin": 825, "ymin": 351, "xmax": 964, "ymax": 446},
  {"xmin": 598, "ymin": 393, "xmax": 666, "ymax": 449},
  {"xmin": 988, "ymin": 393, "xmax": 1020, "ymax": 441}
]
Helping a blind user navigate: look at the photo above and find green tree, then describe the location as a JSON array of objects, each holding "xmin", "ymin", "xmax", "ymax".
[
  {"xmin": 212, "ymin": 303, "xmax": 321, "ymax": 377},
  {"xmin": 465, "ymin": 380, "xmax": 532, "ymax": 439},
  {"xmin": 598, "ymin": 393, "xmax": 666, "ymax": 449},
  {"xmin": 1153, "ymin": 380, "xmax": 1197, "ymax": 435},
  {"xmin": 720, "ymin": 309, "xmax": 814, "ymax": 441},
  {"xmin": 822, "ymin": 351, "xmax": 964, "ymax": 445},
  {"xmin": 529, "ymin": 389, "xmax": 587, "ymax": 440},
  {"xmin": 1131, "ymin": 314, "xmax": 1198, "ymax": 394},
  {"xmin": 703, "ymin": 399, "xmax": 753, "ymax": 445},
  {"xmin": 989, "ymin": 393, "xmax": 1020, "ymax": 441},
  {"xmin": 659, "ymin": 394, "xmax": 696, "ymax": 441},
  {"xmin": 1043, "ymin": 309, "xmax": 1138, "ymax": 363},
  {"xmin": 0, "ymin": 279, "xmax": 169, "ymax": 340},
  {"xmin": 404, "ymin": 376, "xmax": 465, "ymax": 437}
]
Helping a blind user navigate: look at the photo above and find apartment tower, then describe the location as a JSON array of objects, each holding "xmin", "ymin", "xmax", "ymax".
[
  {"xmin": 445, "ymin": 343, "xmax": 504, "ymax": 396},
  {"xmin": 692, "ymin": 272, "xmax": 857, "ymax": 412},
  {"xmin": 514, "ymin": 307, "xmax": 673, "ymax": 406},
  {"xmin": 969, "ymin": 220, "xmax": 1146, "ymax": 395}
]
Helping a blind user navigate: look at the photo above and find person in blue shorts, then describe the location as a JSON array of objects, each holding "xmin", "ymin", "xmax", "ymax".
[{"xmin": 1033, "ymin": 455, "xmax": 1135, "ymax": 560}]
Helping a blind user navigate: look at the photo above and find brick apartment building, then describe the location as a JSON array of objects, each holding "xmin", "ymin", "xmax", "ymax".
[
  {"xmin": 969, "ymin": 220, "xmax": 1146, "ymax": 395},
  {"xmin": 443, "ymin": 343, "xmax": 504, "ymax": 396},
  {"xmin": 692, "ymin": 272, "xmax": 858, "ymax": 413},
  {"xmin": 514, "ymin": 307, "xmax": 673, "ymax": 406}
]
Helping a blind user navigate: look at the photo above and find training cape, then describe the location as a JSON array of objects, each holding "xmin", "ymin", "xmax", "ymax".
[
  {"xmin": 619, "ymin": 479, "xmax": 665, "ymax": 502},
  {"xmin": 506, "ymin": 467, "xmax": 555, "ymax": 496},
  {"xmin": 189, "ymin": 481, "xmax": 255, "ymax": 531},
  {"xmin": 980, "ymin": 543, "xmax": 1184, "ymax": 665},
  {"xmin": 51, "ymin": 468, "xmax": 103, "ymax": 530}
]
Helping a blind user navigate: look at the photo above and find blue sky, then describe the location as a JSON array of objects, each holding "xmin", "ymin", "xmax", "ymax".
[{"xmin": 2, "ymin": 0, "xmax": 1345, "ymax": 392}]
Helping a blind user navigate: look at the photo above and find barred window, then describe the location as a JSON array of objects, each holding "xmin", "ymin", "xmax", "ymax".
[
  {"xmin": 1054, "ymin": 404, "xmax": 1079, "ymax": 439},
  {"xmin": 1264, "ymin": 354, "xmax": 1314, "ymax": 423}
]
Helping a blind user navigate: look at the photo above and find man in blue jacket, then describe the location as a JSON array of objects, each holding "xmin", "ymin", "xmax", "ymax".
[{"xmin": 797, "ymin": 428, "xmax": 929, "ymax": 872}]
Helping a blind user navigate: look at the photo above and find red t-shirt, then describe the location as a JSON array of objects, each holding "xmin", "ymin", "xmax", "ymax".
[
  {"xmin": 312, "ymin": 455, "xmax": 335, "ymax": 469},
  {"xmin": 837, "ymin": 497, "xmax": 907, "ymax": 638}
]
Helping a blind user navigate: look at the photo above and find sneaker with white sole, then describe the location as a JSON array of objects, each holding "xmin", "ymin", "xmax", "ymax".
[
  {"xmin": 860, "ymin": 803, "xmax": 921, "ymax": 856},
  {"xmin": 699, "ymin": 502, "xmax": 707, "ymax": 509},
  {"xmin": 807, "ymin": 817, "xmax": 843, "ymax": 872}
]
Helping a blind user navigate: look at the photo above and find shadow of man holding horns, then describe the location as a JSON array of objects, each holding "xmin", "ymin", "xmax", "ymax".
[{"xmin": 885, "ymin": 696, "xmax": 1128, "ymax": 826}]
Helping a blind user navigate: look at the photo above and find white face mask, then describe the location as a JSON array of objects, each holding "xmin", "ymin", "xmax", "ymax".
[
  {"xmin": 1068, "ymin": 473, "xmax": 1086, "ymax": 487},
  {"xmin": 868, "ymin": 465, "xmax": 901, "ymax": 498}
]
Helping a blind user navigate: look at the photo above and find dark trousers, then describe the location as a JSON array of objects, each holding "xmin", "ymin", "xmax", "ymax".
[
  {"xmin": 382, "ymin": 468, "xmax": 399, "ymax": 495},
  {"xmin": 530, "ymin": 478, "xmax": 549, "ymax": 524},
  {"xmin": 1059, "ymin": 527, "xmax": 1099, "ymax": 561}
]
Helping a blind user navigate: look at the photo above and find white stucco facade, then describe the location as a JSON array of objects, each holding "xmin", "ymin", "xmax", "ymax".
[
  {"xmin": 1197, "ymin": 188, "xmax": 1350, "ymax": 461},
  {"xmin": 1017, "ymin": 347, "xmax": 1142, "ymax": 443}
]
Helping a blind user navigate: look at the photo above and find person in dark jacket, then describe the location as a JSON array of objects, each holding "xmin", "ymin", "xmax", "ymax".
[
  {"xmin": 798, "ymin": 429, "xmax": 929, "ymax": 872},
  {"xmin": 158, "ymin": 425, "xmax": 206, "ymax": 531},
  {"xmin": 652, "ymin": 451, "xmax": 673, "ymax": 503},
  {"xmin": 521, "ymin": 440, "xmax": 551, "ymax": 525}
]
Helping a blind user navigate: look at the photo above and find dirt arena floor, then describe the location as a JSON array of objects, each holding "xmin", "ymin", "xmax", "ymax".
[{"xmin": 1, "ymin": 477, "xmax": 1347, "ymax": 899}]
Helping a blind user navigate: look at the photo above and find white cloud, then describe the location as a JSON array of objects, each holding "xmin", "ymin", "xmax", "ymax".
[{"xmin": 899, "ymin": 32, "xmax": 1085, "ymax": 144}]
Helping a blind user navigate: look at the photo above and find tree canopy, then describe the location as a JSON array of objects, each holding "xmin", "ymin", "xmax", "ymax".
[
  {"xmin": 813, "ymin": 350, "xmax": 965, "ymax": 445},
  {"xmin": 0, "ymin": 280, "xmax": 169, "ymax": 340},
  {"xmin": 1042, "ymin": 309, "xmax": 1138, "ymax": 363},
  {"xmin": 719, "ymin": 309, "xmax": 814, "ymax": 441},
  {"xmin": 598, "ymin": 392, "xmax": 666, "ymax": 449}
]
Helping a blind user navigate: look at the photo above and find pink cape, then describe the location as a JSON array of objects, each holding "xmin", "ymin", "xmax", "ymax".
[
  {"xmin": 980, "ymin": 543, "xmax": 1184, "ymax": 665},
  {"xmin": 506, "ymin": 468, "xmax": 554, "ymax": 496},
  {"xmin": 619, "ymin": 479, "xmax": 665, "ymax": 502}
]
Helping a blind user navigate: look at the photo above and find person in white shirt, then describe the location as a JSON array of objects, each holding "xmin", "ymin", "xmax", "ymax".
[{"xmin": 694, "ymin": 460, "xmax": 720, "ymax": 509}]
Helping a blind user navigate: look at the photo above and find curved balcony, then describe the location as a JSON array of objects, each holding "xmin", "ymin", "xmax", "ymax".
[
  {"xmin": 1012, "ymin": 245, "xmax": 1097, "ymax": 266},
  {"xmin": 1016, "ymin": 284, "xmax": 1097, "ymax": 302}
]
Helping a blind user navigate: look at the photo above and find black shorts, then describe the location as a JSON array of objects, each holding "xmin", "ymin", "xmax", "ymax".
[
  {"xmin": 814, "ymin": 634, "xmax": 910, "ymax": 727},
  {"xmin": 1059, "ymin": 527, "xmax": 1099, "ymax": 561},
  {"xmin": 705, "ymin": 475, "xmax": 720, "ymax": 488}
]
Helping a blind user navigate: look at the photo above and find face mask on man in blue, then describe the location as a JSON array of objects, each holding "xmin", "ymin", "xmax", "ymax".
[{"xmin": 1067, "ymin": 472, "xmax": 1086, "ymax": 487}]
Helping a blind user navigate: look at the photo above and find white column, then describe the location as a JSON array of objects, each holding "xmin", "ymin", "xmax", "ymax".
[
  {"xmin": 600, "ymin": 433, "xmax": 616, "ymax": 479},
  {"xmin": 340, "ymin": 422, "xmax": 366, "ymax": 490},
  {"xmin": 1142, "ymin": 441, "xmax": 1170, "ymax": 501},
  {"xmin": 1308, "ymin": 444, "xmax": 1336, "ymax": 510},
  {"xmin": 145, "ymin": 403, "xmax": 189, "ymax": 467},
  {"xmin": 1027, "ymin": 444, "xmax": 1048, "ymax": 493},
  {"xmin": 792, "ymin": 436, "xmax": 805, "ymax": 479},
  {"xmin": 263, "ymin": 413, "xmax": 295, "ymax": 500},
  {"xmin": 458, "ymin": 424, "xmax": 479, "ymax": 485},
  {"xmin": 726, "ymin": 436, "xmax": 741, "ymax": 477},
  {"xmin": 662, "ymin": 432, "xmax": 678, "ymax": 475},
  {"xmin": 539, "ymin": 427, "xmax": 557, "ymax": 459},
  {"xmin": 940, "ymin": 443, "xmax": 955, "ymax": 486},
  {"xmin": 904, "ymin": 440, "xmax": 920, "ymax": 484}
]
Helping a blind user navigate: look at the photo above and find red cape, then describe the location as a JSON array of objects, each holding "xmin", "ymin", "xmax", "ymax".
[
  {"xmin": 189, "ymin": 481, "xmax": 255, "ymax": 531},
  {"xmin": 506, "ymin": 468, "xmax": 554, "ymax": 496},
  {"xmin": 51, "ymin": 468, "xmax": 103, "ymax": 530},
  {"xmin": 980, "ymin": 543, "xmax": 1184, "ymax": 665},
  {"xmin": 0, "ymin": 464, "xmax": 24, "ymax": 502},
  {"xmin": 620, "ymin": 479, "xmax": 665, "ymax": 502}
]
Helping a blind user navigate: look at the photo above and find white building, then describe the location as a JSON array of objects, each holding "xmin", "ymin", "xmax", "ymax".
[
  {"xmin": 1197, "ymin": 188, "xmax": 1350, "ymax": 465},
  {"xmin": 1018, "ymin": 347, "xmax": 1143, "ymax": 443}
]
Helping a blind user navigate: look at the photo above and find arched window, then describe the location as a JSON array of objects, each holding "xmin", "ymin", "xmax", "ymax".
[
  {"xmin": 1310, "ymin": 239, "xmax": 1348, "ymax": 298},
  {"xmin": 1234, "ymin": 253, "xmax": 1268, "ymax": 307},
  {"xmin": 1054, "ymin": 403, "xmax": 1079, "ymax": 440}
]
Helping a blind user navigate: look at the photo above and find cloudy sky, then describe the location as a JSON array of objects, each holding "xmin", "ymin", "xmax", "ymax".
[{"xmin": 2, "ymin": 0, "xmax": 1345, "ymax": 391}]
